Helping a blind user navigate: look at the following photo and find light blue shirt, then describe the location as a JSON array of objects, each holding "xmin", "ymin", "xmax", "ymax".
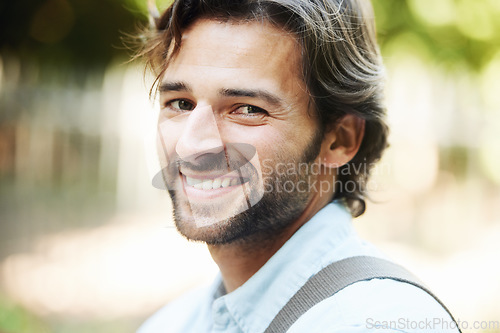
[{"xmin": 138, "ymin": 203, "xmax": 459, "ymax": 332}]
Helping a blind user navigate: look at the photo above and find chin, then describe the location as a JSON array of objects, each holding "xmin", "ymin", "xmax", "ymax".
[{"xmin": 171, "ymin": 201, "xmax": 248, "ymax": 244}]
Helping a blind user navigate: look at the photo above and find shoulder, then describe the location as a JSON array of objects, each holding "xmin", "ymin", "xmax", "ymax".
[
  {"xmin": 288, "ymin": 278, "xmax": 459, "ymax": 333},
  {"xmin": 136, "ymin": 284, "xmax": 214, "ymax": 333}
]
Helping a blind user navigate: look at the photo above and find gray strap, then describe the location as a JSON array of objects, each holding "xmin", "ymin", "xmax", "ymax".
[{"xmin": 264, "ymin": 256, "xmax": 461, "ymax": 333}]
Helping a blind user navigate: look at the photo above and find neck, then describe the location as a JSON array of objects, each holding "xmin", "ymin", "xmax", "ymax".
[
  {"xmin": 207, "ymin": 224, "xmax": 295, "ymax": 293},
  {"xmin": 208, "ymin": 189, "xmax": 331, "ymax": 293}
]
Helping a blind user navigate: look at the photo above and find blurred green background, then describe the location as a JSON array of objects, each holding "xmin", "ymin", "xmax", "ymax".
[{"xmin": 1, "ymin": 0, "xmax": 500, "ymax": 332}]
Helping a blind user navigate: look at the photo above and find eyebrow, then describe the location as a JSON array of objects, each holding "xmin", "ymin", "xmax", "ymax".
[
  {"xmin": 159, "ymin": 81, "xmax": 283, "ymax": 106},
  {"xmin": 159, "ymin": 81, "xmax": 192, "ymax": 93},
  {"xmin": 219, "ymin": 88, "xmax": 283, "ymax": 106}
]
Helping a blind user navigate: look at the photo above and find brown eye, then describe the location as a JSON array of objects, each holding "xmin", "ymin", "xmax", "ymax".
[
  {"xmin": 237, "ymin": 105, "xmax": 267, "ymax": 115},
  {"xmin": 170, "ymin": 99, "xmax": 194, "ymax": 111}
]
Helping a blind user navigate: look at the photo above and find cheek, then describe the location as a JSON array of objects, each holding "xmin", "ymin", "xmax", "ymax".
[
  {"xmin": 221, "ymin": 125, "xmax": 286, "ymax": 154},
  {"xmin": 157, "ymin": 118, "xmax": 184, "ymax": 164}
]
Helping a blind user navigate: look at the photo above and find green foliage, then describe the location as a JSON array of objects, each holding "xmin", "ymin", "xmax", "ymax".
[
  {"xmin": 0, "ymin": 294, "xmax": 50, "ymax": 333},
  {"xmin": 0, "ymin": 0, "xmax": 147, "ymax": 69},
  {"xmin": 372, "ymin": 0, "xmax": 500, "ymax": 71},
  {"xmin": 1, "ymin": 0, "xmax": 498, "ymax": 72}
]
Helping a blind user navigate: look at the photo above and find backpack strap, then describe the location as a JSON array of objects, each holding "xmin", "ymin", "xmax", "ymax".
[{"xmin": 264, "ymin": 256, "xmax": 461, "ymax": 333}]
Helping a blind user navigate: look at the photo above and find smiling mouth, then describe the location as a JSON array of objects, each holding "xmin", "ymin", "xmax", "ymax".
[{"xmin": 182, "ymin": 173, "xmax": 250, "ymax": 191}]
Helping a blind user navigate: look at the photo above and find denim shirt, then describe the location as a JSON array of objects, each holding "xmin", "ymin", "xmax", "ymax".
[{"xmin": 138, "ymin": 203, "xmax": 458, "ymax": 333}]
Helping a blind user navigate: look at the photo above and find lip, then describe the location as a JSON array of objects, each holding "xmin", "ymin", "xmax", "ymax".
[{"xmin": 180, "ymin": 172, "xmax": 250, "ymax": 200}]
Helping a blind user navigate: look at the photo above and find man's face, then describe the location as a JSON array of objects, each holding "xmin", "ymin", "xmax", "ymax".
[{"xmin": 157, "ymin": 19, "xmax": 322, "ymax": 244}]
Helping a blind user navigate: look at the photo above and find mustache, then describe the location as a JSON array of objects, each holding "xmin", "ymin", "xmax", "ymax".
[{"xmin": 152, "ymin": 143, "xmax": 257, "ymax": 190}]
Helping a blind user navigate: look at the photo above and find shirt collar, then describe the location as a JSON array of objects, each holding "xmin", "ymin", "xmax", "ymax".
[{"xmin": 212, "ymin": 202, "xmax": 355, "ymax": 333}]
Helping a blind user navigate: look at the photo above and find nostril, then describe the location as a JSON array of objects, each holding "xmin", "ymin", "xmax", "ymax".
[{"xmin": 192, "ymin": 147, "xmax": 226, "ymax": 165}]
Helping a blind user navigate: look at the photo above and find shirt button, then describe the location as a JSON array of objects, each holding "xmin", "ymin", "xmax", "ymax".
[
  {"xmin": 212, "ymin": 301, "xmax": 231, "ymax": 328},
  {"xmin": 213, "ymin": 312, "xmax": 231, "ymax": 327}
]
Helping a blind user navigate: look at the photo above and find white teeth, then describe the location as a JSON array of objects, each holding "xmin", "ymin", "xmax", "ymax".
[
  {"xmin": 212, "ymin": 178, "xmax": 222, "ymax": 189},
  {"xmin": 186, "ymin": 176, "xmax": 202, "ymax": 186},
  {"xmin": 185, "ymin": 175, "xmax": 244, "ymax": 190},
  {"xmin": 221, "ymin": 178, "xmax": 231, "ymax": 188},
  {"xmin": 202, "ymin": 179, "xmax": 213, "ymax": 190}
]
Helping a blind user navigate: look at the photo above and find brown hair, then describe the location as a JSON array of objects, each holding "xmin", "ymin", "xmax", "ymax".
[{"xmin": 140, "ymin": 0, "xmax": 389, "ymax": 217}]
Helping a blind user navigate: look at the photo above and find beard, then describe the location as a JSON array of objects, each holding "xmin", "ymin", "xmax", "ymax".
[{"xmin": 162, "ymin": 132, "xmax": 323, "ymax": 246}]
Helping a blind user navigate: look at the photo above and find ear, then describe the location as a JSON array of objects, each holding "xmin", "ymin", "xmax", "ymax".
[{"xmin": 319, "ymin": 114, "xmax": 365, "ymax": 169}]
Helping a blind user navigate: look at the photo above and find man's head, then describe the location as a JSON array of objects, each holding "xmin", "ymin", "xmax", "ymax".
[{"xmin": 144, "ymin": 0, "xmax": 388, "ymax": 244}]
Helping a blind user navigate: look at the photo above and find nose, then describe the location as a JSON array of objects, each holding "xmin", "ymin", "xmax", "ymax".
[{"xmin": 175, "ymin": 104, "xmax": 224, "ymax": 163}]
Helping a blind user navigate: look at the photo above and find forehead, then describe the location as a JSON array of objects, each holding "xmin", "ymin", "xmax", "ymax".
[
  {"xmin": 163, "ymin": 19, "xmax": 305, "ymax": 93},
  {"xmin": 176, "ymin": 19, "xmax": 298, "ymax": 65}
]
